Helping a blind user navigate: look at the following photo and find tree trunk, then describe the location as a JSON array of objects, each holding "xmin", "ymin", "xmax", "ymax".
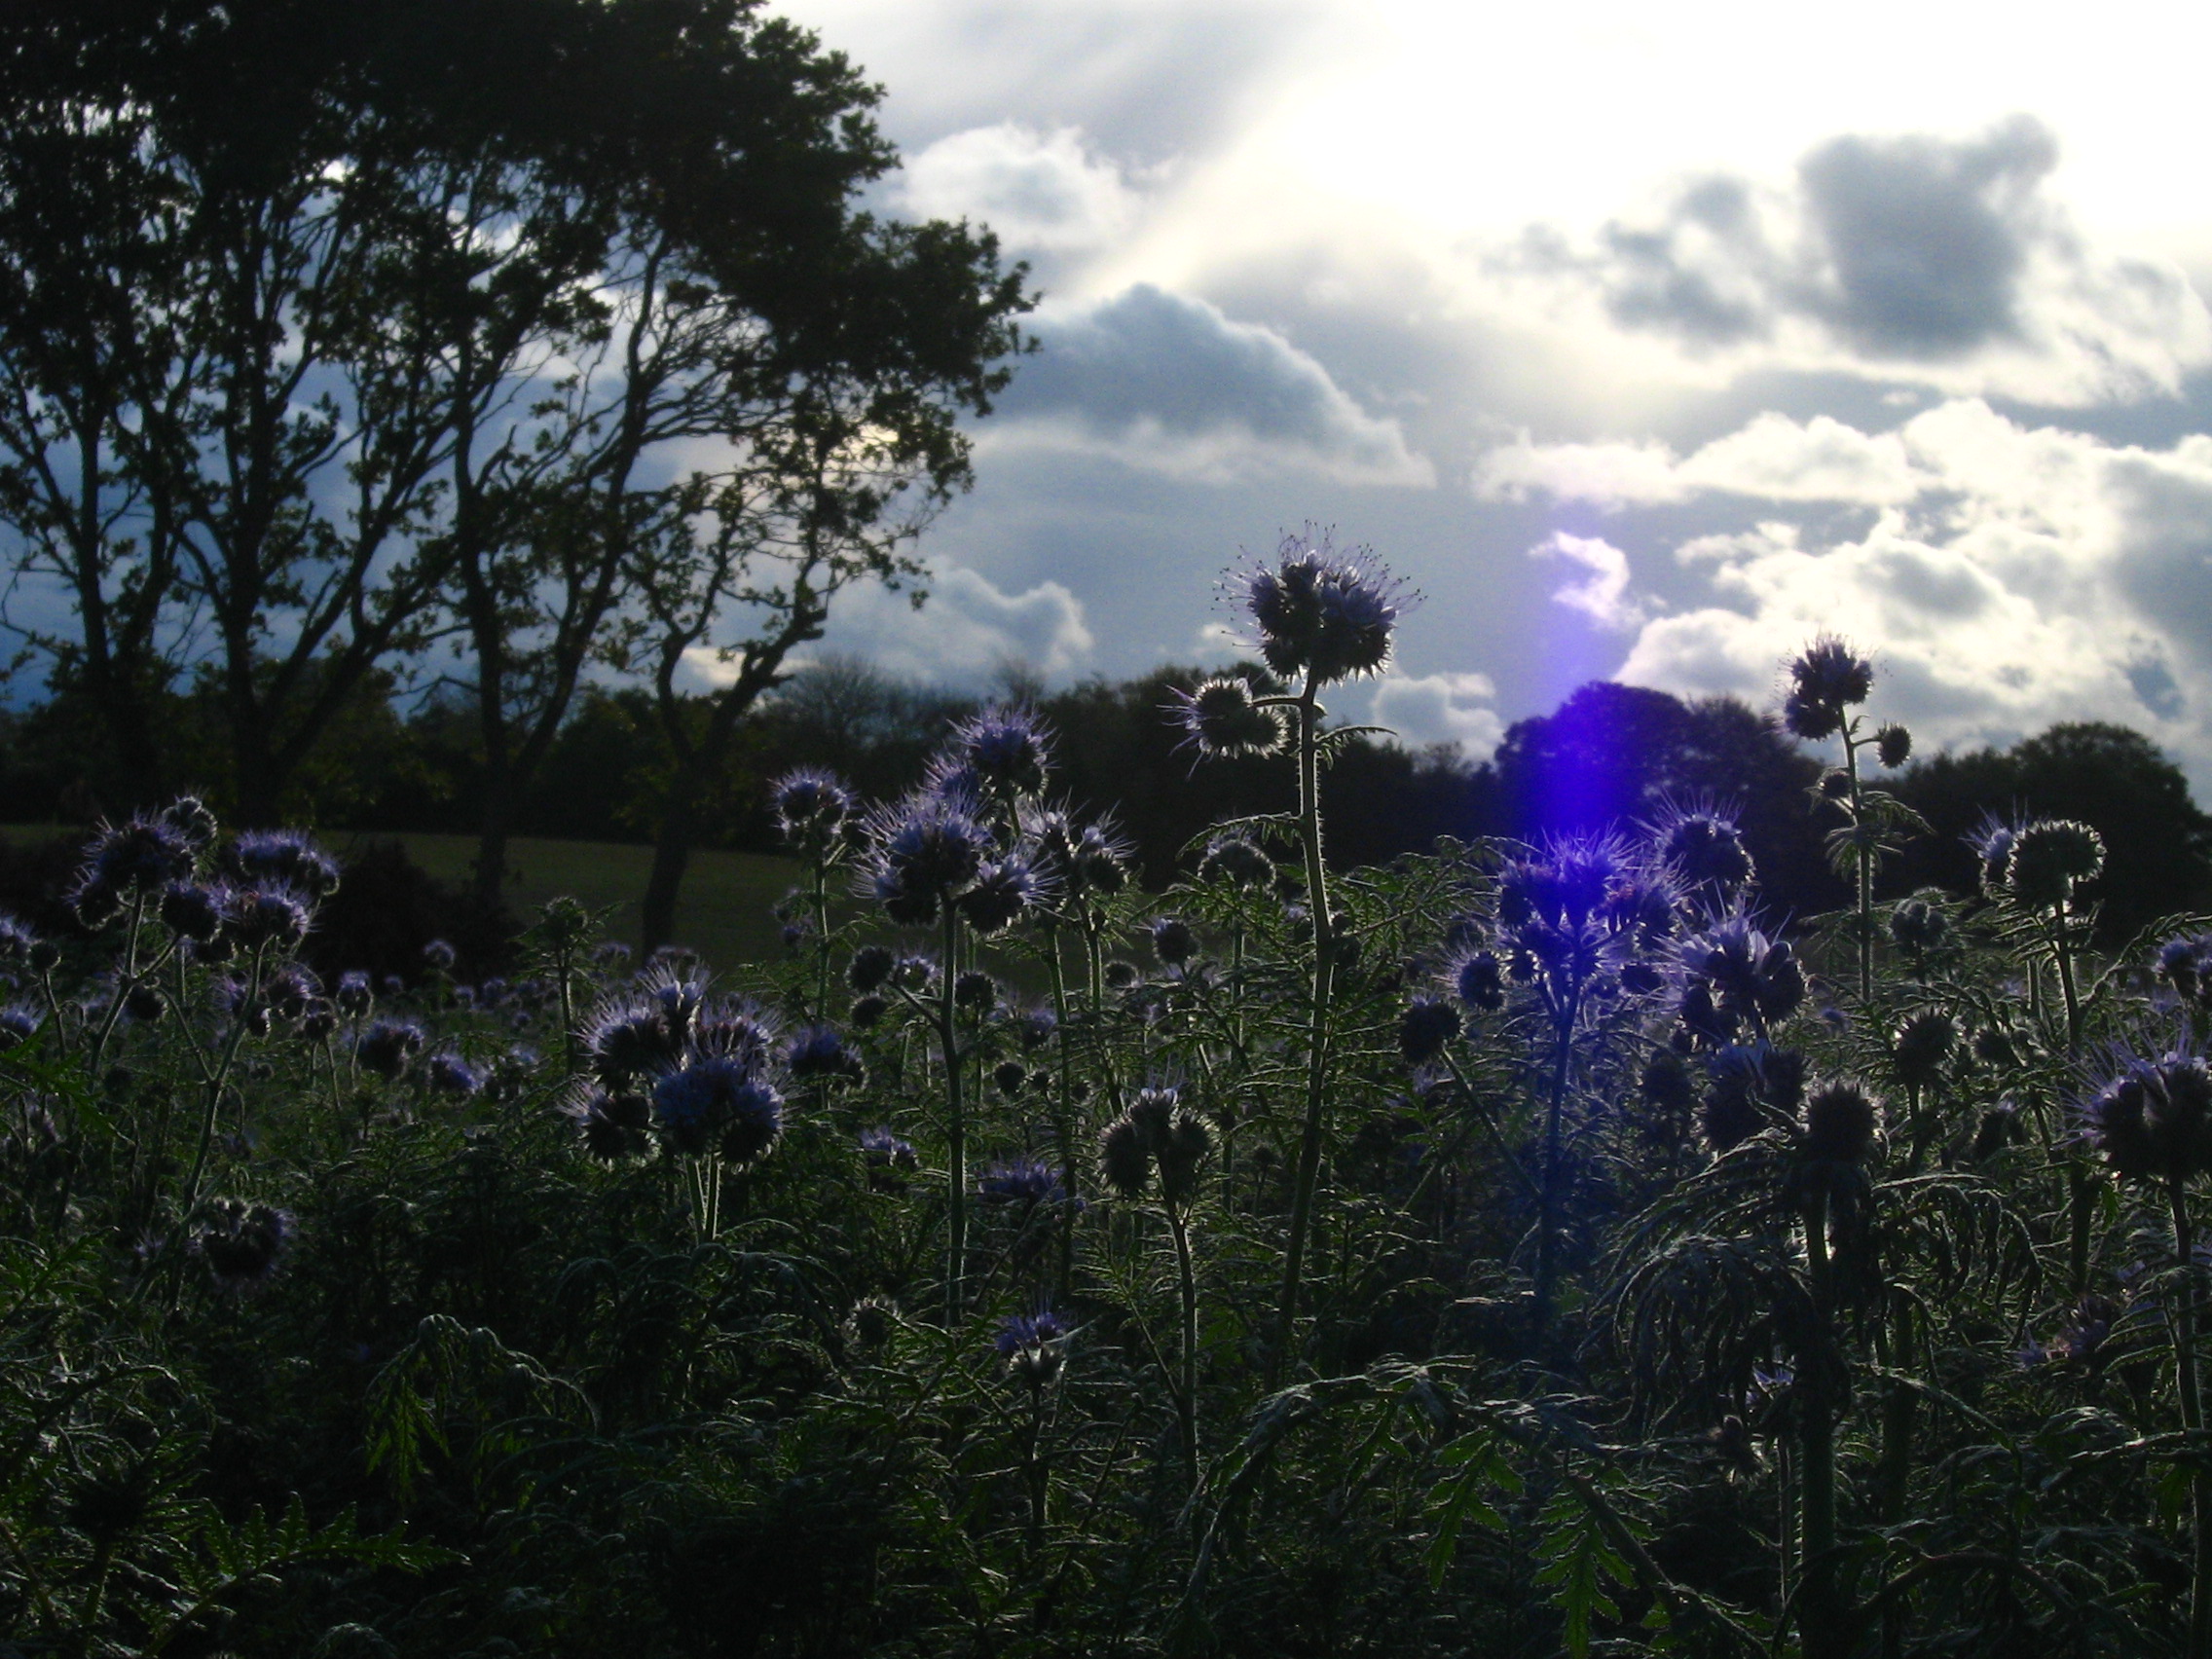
[{"xmin": 640, "ymin": 774, "xmax": 701, "ymax": 956}]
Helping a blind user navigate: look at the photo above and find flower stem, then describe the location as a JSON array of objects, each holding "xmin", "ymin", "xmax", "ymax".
[
  {"xmin": 2171, "ymin": 1177, "xmax": 2211, "ymax": 1659},
  {"xmin": 1272, "ymin": 676, "xmax": 1334, "ymax": 1381},
  {"xmin": 940, "ymin": 904, "xmax": 967, "ymax": 1325}
]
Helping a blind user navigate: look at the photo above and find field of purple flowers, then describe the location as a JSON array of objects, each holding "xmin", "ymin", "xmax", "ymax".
[{"xmin": 8, "ymin": 531, "xmax": 2212, "ymax": 1657}]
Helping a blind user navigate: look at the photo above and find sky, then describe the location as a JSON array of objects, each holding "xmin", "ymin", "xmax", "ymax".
[{"xmin": 769, "ymin": 0, "xmax": 2212, "ymax": 788}]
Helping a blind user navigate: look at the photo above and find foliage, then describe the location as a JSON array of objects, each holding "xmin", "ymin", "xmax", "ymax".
[{"xmin": 8, "ymin": 565, "xmax": 2212, "ymax": 1657}]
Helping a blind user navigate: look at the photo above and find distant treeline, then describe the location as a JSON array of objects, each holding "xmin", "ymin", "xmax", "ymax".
[{"xmin": 4, "ymin": 659, "xmax": 2207, "ymax": 942}]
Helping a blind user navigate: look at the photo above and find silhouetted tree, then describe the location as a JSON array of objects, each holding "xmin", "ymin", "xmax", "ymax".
[
  {"xmin": 1493, "ymin": 682, "xmax": 1840, "ymax": 918},
  {"xmin": 1891, "ymin": 720, "xmax": 2212, "ymax": 943}
]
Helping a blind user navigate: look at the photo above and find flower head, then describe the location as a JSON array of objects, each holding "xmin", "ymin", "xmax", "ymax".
[
  {"xmin": 1199, "ymin": 835, "xmax": 1273, "ymax": 889},
  {"xmin": 770, "ymin": 766, "xmax": 857, "ymax": 851},
  {"xmin": 786, "ymin": 1024, "xmax": 865, "ymax": 1087},
  {"xmin": 1232, "ymin": 528, "xmax": 1411, "ymax": 685},
  {"xmin": 561, "ymin": 1083, "xmax": 652, "ymax": 1161},
  {"xmin": 995, "ymin": 1309, "xmax": 1069, "ymax": 1385},
  {"xmin": 2081, "ymin": 1051, "xmax": 2212, "ymax": 1183},
  {"xmin": 228, "ymin": 829, "xmax": 340, "ymax": 898},
  {"xmin": 652, "ymin": 1057, "xmax": 784, "ymax": 1163},
  {"xmin": 193, "ymin": 1198, "xmax": 295, "ymax": 1293},
  {"xmin": 953, "ymin": 705, "xmax": 1055, "ymax": 797},
  {"xmin": 2005, "ymin": 819, "xmax": 2105, "ymax": 911},
  {"xmin": 1168, "ymin": 676, "xmax": 1287, "ymax": 759},
  {"xmin": 861, "ymin": 790, "xmax": 994, "ymax": 925},
  {"xmin": 69, "ymin": 815, "xmax": 197, "ymax": 926},
  {"xmin": 356, "ymin": 1018, "xmax": 426, "ymax": 1079},
  {"xmin": 1782, "ymin": 637, "xmax": 1873, "ymax": 740},
  {"xmin": 978, "ymin": 1156, "xmax": 1065, "ymax": 1206},
  {"xmin": 1651, "ymin": 806, "xmax": 1754, "ymax": 899},
  {"xmin": 959, "ymin": 855, "xmax": 1051, "ymax": 936},
  {"xmin": 1398, "ymin": 997, "xmax": 1462, "ymax": 1065},
  {"xmin": 424, "ymin": 1051, "xmax": 483, "ymax": 1097}
]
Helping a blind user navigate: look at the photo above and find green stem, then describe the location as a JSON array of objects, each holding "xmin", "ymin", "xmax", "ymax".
[
  {"xmin": 1533, "ymin": 974, "xmax": 1581, "ymax": 1334},
  {"xmin": 1798, "ymin": 1186, "xmax": 1847, "ymax": 1659},
  {"xmin": 941, "ymin": 904, "xmax": 967, "ymax": 1325},
  {"xmin": 1842, "ymin": 725, "xmax": 1871, "ymax": 1005},
  {"xmin": 1272, "ymin": 677, "xmax": 1334, "ymax": 1382},
  {"xmin": 2172, "ymin": 1178, "xmax": 2211, "ymax": 1659},
  {"xmin": 1169, "ymin": 1200, "xmax": 1200, "ymax": 1492}
]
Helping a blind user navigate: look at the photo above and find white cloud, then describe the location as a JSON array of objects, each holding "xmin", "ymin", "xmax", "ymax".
[
  {"xmin": 896, "ymin": 123, "xmax": 1144, "ymax": 252},
  {"xmin": 1370, "ymin": 669, "xmax": 1505, "ymax": 757},
  {"xmin": 688, "ymin": 565, "xmax": 1094, "ymax": 689},
  {"xmin": 989, "ymin": 284, "xmax": 1433, "ymax": 485},
  {"xmin": 1559, "ymin": 399, "xmax": 2212, "ymax": 780},
  {"xmin": 1529, "ymin": 532, "xmax": 1647, "ymax": 631}
]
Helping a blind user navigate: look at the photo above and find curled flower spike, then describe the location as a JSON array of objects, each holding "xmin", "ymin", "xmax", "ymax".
[
  {"xmin": 194, "ymin": 1198, "xmax": 295, "ymax": 1293},
  {"xmin": 959, "ymin": 856, "xmax": 1051, "ymax": 937},
  {"xmin": 1801, "ymin": 1078, "xmax": 1882, "ymax": 1166},
  {"xmin": 1652, "ymin": 806, "xmax": 1753, "ymax": 898},
  {"xmin": 770, "ymin": 767, "xmax": 856, "ymax": 851},
  {"xmin": 227, "ymin": 829, "xmax": 340, "ymax": 898},
  {"xmin": 1398, "ymin": 997, "xmax": 1461, "ymax": 1064},
  {"xmin": 2005, "ymin": 819, "xmax": 2104, "ymax": 911},
  {"xmin": 953, "ymin": 705, "xmax": 1055, "ymax": 797},
  {"xmin": 160, "ymin": 882, "xmax": 227, "ymax": 943},
  {"xmin": 1150, "ymin": 916, "xmax": 1197, "ymax": 967},
  {"xmin": 1199, "ymin": 834, "xmax": 1273, "ymax": 889},
  {"xmin": 1168, "ymin": 676, "xmax": 1287, "ymax": 759},
  {"xmin": 424, "ymin": 1051, "xmax": 484, "ymax": 1097},
  {"xmin": 1889, "ymin": 897, "xmax": 1952, "ymax": 959},
  {"xmin": 1967, "ymin": 816, "xmax": 2023, "ymax": 896},
  {"xmin": 1232, "ymin": 528, "xmax": 1412, "ymax": 686},
  {"xmin": 335, "ymin": 971, "xmax": 373, "ymax": 1017},
  {"xmin": 786, "ymin": 1025, "xmax": 865, "ymax": 1087},
  {"xmin": 356, "ymin": 1018, "xmax": 426, "ymax": 1080},
  {"xmin": 70, "ymin": 815, "xmax": 198, "ymax": 926},
  {"xmin": 978, "ymin": 1157, "xmax": 1064, "ymax": 1206},
  {"xmin": 226, "ymin": 885, "xmax": 311, "ymax": 951},
  {"xmin": 652, "ymin": 1058, "xmax": 783, "ymax": 1163},
  {"xmin": 1447, "ymin": 948, "xmax": 1505, "ymax": 1012},
  {"xmin": 996, "ymin": 1309, "xmax": 1069, "ymax": 1386},
  {"xmin": 1782, "ymin": 636, "xmax": 1873, "ymax": 741},
  {"xmin": 2081, "ymin": 1051, "xmax": 2212, "ymax": 1183},
  {"xmin": 1890, "ymin": 1011, "xmax": 1956, "ymax": 1089},
  {"xmin": 1874, "ymin": 723, "xmax": 1912, "ymax": 768},
  {"xmin": 860, "ymin": 790, "xmax": 994, "ymax": 925},
  {"xmin": 562, "ymin": 1083, "xmax": 652, "ymax": 1161}
]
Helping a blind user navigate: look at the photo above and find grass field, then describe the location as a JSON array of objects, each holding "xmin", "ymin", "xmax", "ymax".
[{"xmin": 3, "ymin": 825, "xmax": 805, "ymax": 973}]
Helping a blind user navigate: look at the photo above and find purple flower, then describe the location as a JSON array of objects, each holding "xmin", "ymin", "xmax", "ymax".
[
  {"xmin": 786, "ymin": 1024, "xmax": 865, "ymax": 1086},
  {"xmin": 953, "ymin": 705, "xmax": 1055, "ymax": 796},
  {"xmin": 958, "ymin": 856, "xmax": 1051, "ymax": 936},
  {"xmin": 69, "ymin": 815, "xmax": 197, "ymax": 926},
  {"xmin": 978, "ymin": 1156, "xmax": 1065, "ymax": 1206},
  {"xmin": 860, "ymin": 791, "xmax": 994, "ymax": 925},
  {"xmin": 357, "ymin": 1018, "xmax": 426, "ymax": 1080},
  {"xmin": 193, "ymin": 1198, "xmax": 295, "ymax": 1293},
  {"xmin": 771, "ymin": 766, "xmax": 857, "ymax": 851},
  {"xmin": 994, "ymin": 1308, "xmax": 1069, "ymax": 1356},
  {"xmin": 1398, "ymin": 997, "xmax": 1462, "ymax": 1065},
  {"xmin": 0, "ymin": 1004, "xmax": 43, "ymax": 1051},
  {"xmin": 1198, "ymin": 835, "xmax": 1273, "ymax": 889},
  {"xmin": 336, "ymin": 971, "xmax": 373, "ymax": 1017},
  {"xmin": 160, "ymin": 882, "xmax": 228, "ymax": 943},
  {"xmin": 561, "ymin": 1083, "xmax": 652, "ymax": 1161},
  {"xmin": 1447, "ymin": 948, "xmax": 1505, "ymax": 1012},
  {"xmin": 652, "ymin": 1058, "xmax": 784, "ymax": 1162},
  {"xmin": 425, "ymin": 1051, "xmax": 484, "ymax": 1097},
  {"xmin": 2081, "ymin": 1051, "xmax": 2212, "ymax": 1183},
  {"xmin": 227, "ymin": 829, "xmax": 340, "ymax": 897},
  {"xmin": 1167, "ymin": 676, "xmax": 1286, "ymax": 759},
  {"xmin": 1782, "ymin": 637, "xmax": 1873, "ymax": 740},
  {"xmin": 225, "ymin": 885, "xmax": 311, "ymax": 951},
  {"xmin": 1233, "ymin": 528, "xmax": 1410, "ymax": 686},
  {"xmin": 1149, "ymin": 916, "xmax": 1197, "ymax": 967},
  {"xmin": 1652, "ymin": 806, "xmax": 1753, "ymax": 897}
]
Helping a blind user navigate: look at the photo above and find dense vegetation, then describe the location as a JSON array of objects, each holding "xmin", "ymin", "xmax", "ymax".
[{"xmin": 8, "ymin": 532, "xmax": 2212, "ymax": 1657}]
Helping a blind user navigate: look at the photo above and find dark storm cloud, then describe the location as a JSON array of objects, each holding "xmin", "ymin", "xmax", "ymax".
[
  {"xmin": 1575, "ymin": 116, "xmax": 2103, "ymax": 363},
  {"xmin": 1796, "ymin": 116, "xmax": 2057, "ymax": 355},
  {"xmin": 997, "ymin": 284, "xmax": 1428, "ymax": 481}
]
